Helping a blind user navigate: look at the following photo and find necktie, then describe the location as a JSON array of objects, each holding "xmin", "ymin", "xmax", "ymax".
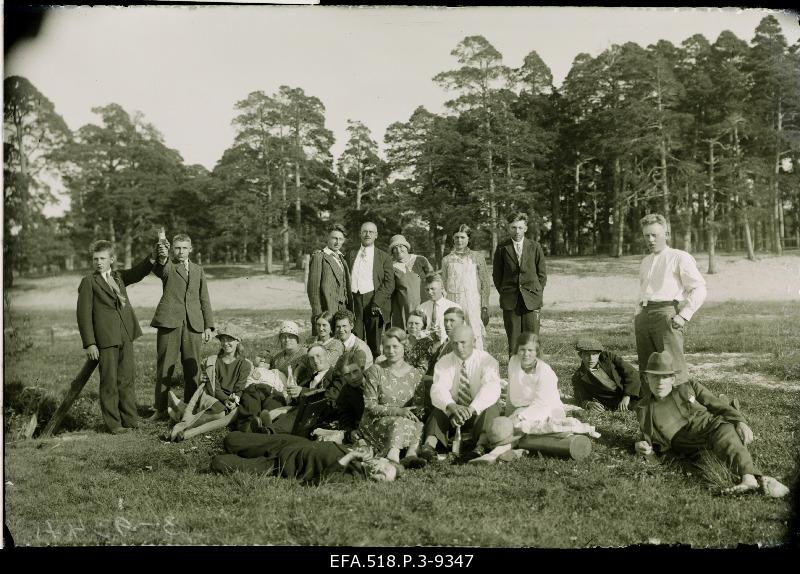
[
  {"xmin": 105, "ymin": 272, "xmax": 127, "ymax": 307},
  {"xmin": 456, "ymin": 361, "xmax": 472, "ymax": 407},
  {"xmin": 515, "ymin": 241, "xmax": 523, "ymax": 263}
]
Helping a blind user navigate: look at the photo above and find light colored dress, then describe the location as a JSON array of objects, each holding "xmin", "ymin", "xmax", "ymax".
[
  {"xmin": 391, "ymin": 255, "xmax": 433, "ymax": 330},
  {"xmin": 359, "ymin": 360, "xmax": 426, "ymax": 453},
  {"xmin": 441, "ymin": 249, "xmax": 490, "ymax": 350},
  {"xmin": 506, "ymin": 356, "xmax": 599, "ymax": 437}
]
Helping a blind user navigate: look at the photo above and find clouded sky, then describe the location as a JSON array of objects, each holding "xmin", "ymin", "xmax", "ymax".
[{"xmin": 6, "ymin": 6, "xmax": 799, "ymax": 183}]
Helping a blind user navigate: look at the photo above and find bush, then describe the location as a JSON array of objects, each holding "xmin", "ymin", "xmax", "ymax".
[{"xmin": 4, "ymin": 379, "xmax": 99, "ymax": 437}]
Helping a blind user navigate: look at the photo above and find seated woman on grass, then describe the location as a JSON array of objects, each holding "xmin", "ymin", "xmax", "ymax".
[
  {"xmin": 167, "ymin": 323, "xmax": 252, "ymax": 442},
  {"xmin": 211, "ymin": 431, "xmax": 403, "ymax": 484},
  {"xmin": 469, "ymin": 332, "xmax": 599, "ymax": 464},
  {"xmin": 270, "ymin": 320, "xmax": 308, "ymax": 378},
  {"xmin": 359, "ymin": 328, "xmax": 427, "ymax": 469}
]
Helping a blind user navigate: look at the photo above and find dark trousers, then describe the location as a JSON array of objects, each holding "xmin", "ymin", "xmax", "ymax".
[
  {"xmin": 424, "ymin": 403, "xmax": 501, "ymax": 449},
  {"xmin": 635, "ymin": 304, "xmax": 686, "ymax": 399},
  {"xmin": 671, "ymin": 422, "xmax": 759, "ymax": 477},
  {"xmin": 352, "ymin": 291, "xmax": 383, "ymax": 358},
  {"xmin": 98, "ymin": 337, "xmax": 138, "ymax": 431},
  {"xmin": 502, "ymin": 297, "xmax": 540, "ymax": 356},
  {"xmin": 154, "ymin": 319, "xmax": 202, "ymax": 410}
]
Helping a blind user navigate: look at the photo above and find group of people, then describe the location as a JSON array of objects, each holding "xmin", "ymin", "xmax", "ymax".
[{"xmin": 74, "ymin": 213, "xmax": 789, "ymax": 496}]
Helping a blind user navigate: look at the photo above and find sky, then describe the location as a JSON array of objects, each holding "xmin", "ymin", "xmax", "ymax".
[{"xmin": 5, "ymin": 6, "xmax": 800, "ymax": 215}]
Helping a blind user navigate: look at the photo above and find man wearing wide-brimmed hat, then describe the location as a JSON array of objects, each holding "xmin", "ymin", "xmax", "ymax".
[
  {"xmin": 635, "ymin": 351, "xmax": 788, "ymax": 498},
  {"xmin": 570, "ymin": 337, "xmax": 640, "ymax": 413}
]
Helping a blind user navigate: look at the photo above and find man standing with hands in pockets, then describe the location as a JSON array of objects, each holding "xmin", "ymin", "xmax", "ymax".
[{"xmin": 149, "ymin": 233, "xmax": 215, "ymax": 421}]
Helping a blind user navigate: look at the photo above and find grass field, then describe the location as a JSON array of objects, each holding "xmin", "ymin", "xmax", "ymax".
[{"xmin": 4, "ymin": 295, "xmax": 799, "ymax": 547}]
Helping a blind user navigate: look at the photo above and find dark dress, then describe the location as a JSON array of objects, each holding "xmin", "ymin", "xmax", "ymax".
[{"xmin": 390, "ymin": 255, "xmax": 433, "ymax": 330}]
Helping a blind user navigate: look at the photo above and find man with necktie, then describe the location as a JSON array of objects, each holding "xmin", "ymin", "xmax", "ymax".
[
  {"xmin": 416, "ymin": 274, "xmax": 460, "ymax": 346},
  {"xmin": 492, "ymin": 212, "xmax": 548, "ymax": 357},
  {"xmin": 635, "ymin": 214, "xmax": 707, "ymax": 399},
  {"xmin": 149, "ymin": 233, "xmax": 215, "ymax": 420},
  {"xmin": 307, "ymin": 224, "xmax": 352, "ymax": 336},
  {"xmin": 417, "ymin": 325, "xmax": 503, "ymax": 462},
  {"xmin": 76, "ymin": 239, "xmax": 157, "ymax": 433},
  {"xmin": 348, "ymin": 221, "xmax": 394, "ymax": 358}
]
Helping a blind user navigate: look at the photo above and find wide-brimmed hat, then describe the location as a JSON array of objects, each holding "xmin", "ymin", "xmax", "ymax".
[
  {"xmin": 487, "ymin": 416, "xmax": 517, "ymax": 447},
  {"xmin": 644, "ymin": 351, "xmax": 676, "ymax": 375},
  {"xmin": 278, "ymin": 320, "xmax": 301, "ymax": 338},
  {"xmin": 389, "ymin": 234, "xmax": 411, "ymax": 252},
  {"xmin": 575, "ymin": 337, "xmax": 604, "ymax": 352},
  {"xmin": 215, "ymin": 322, "xmax": 244, "ymax": 342}
]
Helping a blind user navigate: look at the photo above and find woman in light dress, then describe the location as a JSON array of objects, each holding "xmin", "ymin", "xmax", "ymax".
[
  {"xmin": 440, "ymin": 225, "xmax": 490, "ymax": 350},
  {"xmin": 359, "ymin": 328, "xmax": 427, "ymax": 469}
]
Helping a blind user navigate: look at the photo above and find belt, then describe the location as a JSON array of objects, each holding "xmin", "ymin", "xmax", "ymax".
[{"xmin": 642, "ymin": 300, "xmax": 678, "ymax": 309}]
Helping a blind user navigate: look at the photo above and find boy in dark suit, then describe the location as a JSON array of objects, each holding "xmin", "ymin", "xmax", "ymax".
[
  {"xmin": 570, "ymin": 337, "xmax": 641, "ymax": 412},
  {"xmin": 492, "ymin": 212, "xmax": 547, "ymax": 356},
  {"xmin": 307, "ymin": 224, "xmax": 352, "ymax": 335},
  {"xmin": 149, "ymin": 233, "xmax": 215, "ymax": 420},
  {"xmin": 76, "ymin": 240, "xmax": 156, "ymax": 433}
]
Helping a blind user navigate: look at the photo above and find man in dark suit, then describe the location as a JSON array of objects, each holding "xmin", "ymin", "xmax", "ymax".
[
  {"xmin": 570, "ymin": 337, "xmax": 641, "ymax": 412},
  {"xmin": 149, "ymin": 233, "xmax": 214, "ymax": 420},
  {"xmin": 307, "ymin": 224, "xmax": 352, "ymax": 335},
  {"xmin": 76, "ymin": 240, "xmax": 156, "ymax": 433},
  {"xmin": 347, "ymin": 221, "xmax": 394, "ymax": 358},
  {"xmin": 492, "ymin": 212, "xmax": 547, "ymax": 356}
]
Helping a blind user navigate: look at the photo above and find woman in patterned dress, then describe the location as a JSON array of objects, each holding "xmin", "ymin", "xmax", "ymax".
[
  {"xmin": 440, "ymin": 225, "xmax": 490, "ymax": 350},
  {"xmin": 389, "ymin": 234, "xmax": 433, "ymax": 331},
  {"xmin": 359, "ymin": 327, "xmax": 427, "ymax": 468}
]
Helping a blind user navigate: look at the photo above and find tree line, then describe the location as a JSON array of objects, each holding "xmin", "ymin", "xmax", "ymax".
[{"xmin": 4, "ymin": 15, "xmax": 799, "ymax": 287}]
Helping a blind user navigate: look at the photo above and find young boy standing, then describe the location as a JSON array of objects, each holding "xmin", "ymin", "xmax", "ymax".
[{"xmin": 76, "ymin": 240, "xmax": 157, "ymax": 434}]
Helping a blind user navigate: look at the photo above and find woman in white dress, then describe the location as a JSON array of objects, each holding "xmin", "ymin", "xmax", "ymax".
[{"xmin": 440, "ymin": 225, "xmax": 490, "ymax": 350}]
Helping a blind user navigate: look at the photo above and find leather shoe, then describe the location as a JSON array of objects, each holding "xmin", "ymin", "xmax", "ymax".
[
  {"xmin": 461, "ymin": 445, "xmax": 486, "ymax": 462},
  {"xmin": 416, "ymin": 444, "xmax": 438, "ymax": 463},
  {"xmin": 400, "ymin": 456, "xmax": 427, "ymax": 470}
]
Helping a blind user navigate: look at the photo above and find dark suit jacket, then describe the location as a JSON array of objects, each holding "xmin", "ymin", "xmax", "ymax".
[
  {"xmin": 347, "ymin": 246, "xmax": 395, "ymax": 320},
  {"xmin": 307, "ymin": 249, "xmax": 352, "ymax": 316},
  {"xmin": 571, "ymin": 351, "xmax": 641, "ymax": 405},
  {"xmin": 636, "ymin": 380, "xmax": 745, "ymax": 452},
  {"xmin": 76, "ymin": 256, "xmax": 153, "ymax": 349},
  {"xmin": 492, "ymin": 237, "xmax": 547, "ymax": 311},
  {"xmin": 150, "ymin": 259, "xmax": 214, "ymax": 332}
]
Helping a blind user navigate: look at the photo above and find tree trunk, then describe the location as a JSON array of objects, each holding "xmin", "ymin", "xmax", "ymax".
[
  {"xmin": 294, "ymin": 161, "xmax": 303, "ymax": 265},
  {"xmin": 742, "ymin": 210, "xmax": 756, "ymax": 261},
  {"xmin": 282, "ymin": 171, "xmax": 290, "ymax": 274},
  {"xmin": 772, "ymin": 100, "xmax": 783, "ymax": 255},
  {"xmin": 706, "ymin": 140, "xmax": 717, "ymax": 275},
  {"xmin": 682, "ymin": 182, "xmax": 692, "ymax": 253},
  {"xmin": 356, "ymin": 157, "xmax": 364, "ymax": 210},
  {"xmin": 612, "ymin": 158, "xmax": 623, "ymax": 258}
]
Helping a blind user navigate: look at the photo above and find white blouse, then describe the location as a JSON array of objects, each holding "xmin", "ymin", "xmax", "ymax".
[{"xmin": 506, "ymin": 356, "xmax": 565, "ymax": 424}]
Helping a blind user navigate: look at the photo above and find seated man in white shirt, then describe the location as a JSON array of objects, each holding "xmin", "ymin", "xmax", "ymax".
[
  {"xmin": 416, "ymin": 274, "xmax": 461, "ymax": 345},
  {"xmin": 635, "ymin": 213, "xmax": 707, "ymax": 398},
  {"xmin": 417, "ymin": 325, "xmax": 503, "ymax": 462}
]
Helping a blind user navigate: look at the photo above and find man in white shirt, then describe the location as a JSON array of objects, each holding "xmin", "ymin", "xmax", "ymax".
[
  {"xmin": 416, "ymin": 274, "xmax": 461, "ymax": 345},
  {"xmin": 332, "ymin": 309, "xmax": 374, "ymax": 370},
  {"xmin": 347, "ymin": 222, "xmax": 395, "ymax": 357},
  {"xmin": 635, "ymin": 213, "xmax": 707, "ymax": 398},
  {"xmin": 417, "ymin": 326, "xmax": 503, "ymax": 462}
]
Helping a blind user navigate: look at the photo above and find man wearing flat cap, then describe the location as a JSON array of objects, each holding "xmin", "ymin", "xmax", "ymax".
[
  {"xmin": 570, "ymin": 337, "xmax": 641, "ymax": 413},
  {"xmin": 634, "ymin": 351, "xmax": 789, "ymax": 498}
]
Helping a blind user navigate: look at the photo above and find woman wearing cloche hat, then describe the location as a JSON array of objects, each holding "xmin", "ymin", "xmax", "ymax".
[{"xmin": 388, "ymin": 234, "xmax": 433, "ymax": 331}]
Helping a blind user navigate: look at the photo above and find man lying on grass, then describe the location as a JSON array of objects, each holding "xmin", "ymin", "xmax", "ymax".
[
  {"xmin": 634, "ymin": 351, "xmax": 789, "ymax": 498},
  {"xmin": 211, "ymin": 432, "xmax": 402, "ymax": 484}
]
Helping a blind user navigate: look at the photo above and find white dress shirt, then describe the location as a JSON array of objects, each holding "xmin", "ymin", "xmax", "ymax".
[
  {"xmin": 323, "ymin": 246, "xmax": 344, "ymax": 271},
  {"xmin": 430, "ymin": 349, "xmax": 502, "ymax": 415},
  {"xmin": 309, "ymin": 369, "xmax": 329, "ymax": 389},
  {"xmin": 417, "ymin": 297, "xmax": 461, "ymax": 341},
  {"xmin": 351, "ymin": 244, "xmax": 375, "ymax": 294},
  {"xmin": 637, "ymin": 247, "xmax": 707, "ymax": 320},
  {"xmin": 506, "ymin": 356, "xmax": 564, "ymax": 423},
  {"xmin": 512, "ymin": 238, "xmax": 524, "ymax": 263}
]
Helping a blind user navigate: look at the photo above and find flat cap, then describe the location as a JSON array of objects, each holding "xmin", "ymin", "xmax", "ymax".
[{"xmin": 575, "ymin": 337, "xmax": 604, "ymax": 352}]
